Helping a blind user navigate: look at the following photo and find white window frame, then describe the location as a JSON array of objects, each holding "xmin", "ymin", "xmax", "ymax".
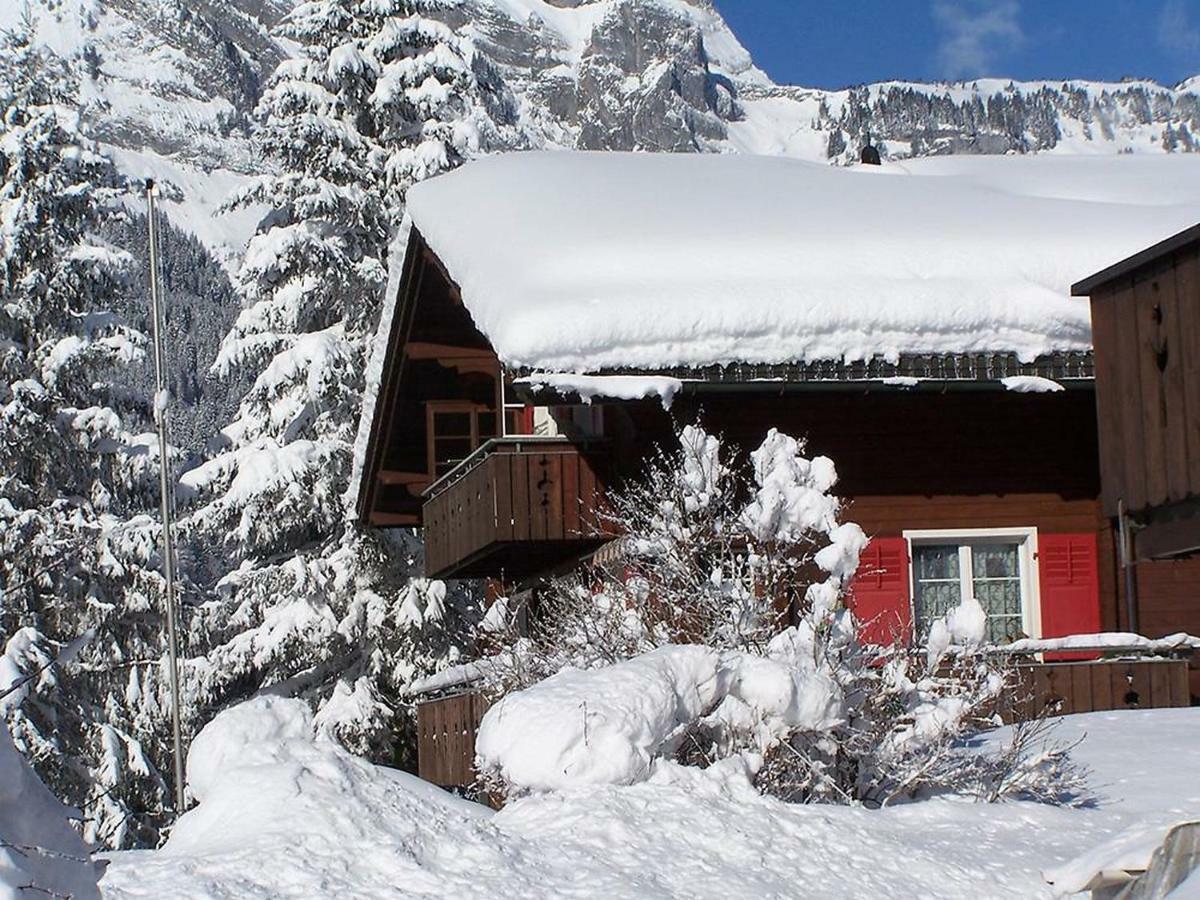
[{"xmin": 902, "ymin": 527, "xmax": 1043, "ymax": 641}]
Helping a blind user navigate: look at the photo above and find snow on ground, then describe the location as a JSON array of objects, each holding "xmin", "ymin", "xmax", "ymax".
[
  {"xmin": 404, "ymin": 151, "xmax": 1200, "ymax": 373},
  {"xmin": 100, "ymin": 699, "xmax": 1200, "ymax": 899}
]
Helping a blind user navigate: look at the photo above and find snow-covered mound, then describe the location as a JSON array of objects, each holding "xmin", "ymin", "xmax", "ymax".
[
  {"xmin": 476, "ymin": 639, "xmax": 857, "ymax": 793},
  {"xmin": 104, "ymin": 697, "xmax": 500, "ymax": 897},
  {"xmin": 405, "ymin": 151, "xmax": 1200, "ymax": 372},
  {"xmin": 101, "ymin": 700, "xmax": 1200, "ymax": 899},
  {"xmin": 1, "ymin": 721, "xmax": 102, "ymax": 899}
]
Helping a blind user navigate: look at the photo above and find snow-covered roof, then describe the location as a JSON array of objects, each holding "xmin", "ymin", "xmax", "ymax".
[{"xmin": 404, "ymin": 151, "xmax": 1200, "ymax": 373}]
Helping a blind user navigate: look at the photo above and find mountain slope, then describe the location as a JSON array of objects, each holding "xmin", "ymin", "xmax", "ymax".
[{"xmin": 12, "ymin": 0, "xmax": 1200, "ymax": 174}]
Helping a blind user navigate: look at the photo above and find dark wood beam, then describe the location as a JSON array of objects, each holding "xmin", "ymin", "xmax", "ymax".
[
  {"xmin": 422, "ymin": 247, "xmax": 462, "ymax": 303},
  {"xmin": 1136, "ymin": 514, "xmax": 1200, "ymax": 560},
  {"xmin": 405, "ymin": 342, "xmax": 495, "ymax": 360},
  {"xmin": 369, "ymin": 512, "xmax": 421, "ymax": 528},
  {"xmin": 376, "ymin": 470, "xmax": 431, "ymax": 487}
]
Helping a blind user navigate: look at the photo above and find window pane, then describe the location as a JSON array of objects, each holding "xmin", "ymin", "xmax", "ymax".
[
  {"xmin": 971, "ymin": 544, "xmax": 1023, "ymax": 642},
  {"xmin": 433, "ymin": 437, "xmax": 473, "ymax": 467},
  {"xmin": 913, "ymin": 545, "xmax": 962, "ymax": 636},
  {"xmin": 914, "ymin": 544, "xmax": 959, "ymax": 581},
  {"xmin": 972, "ymin": 544, "xmax": 1019, "ymax": 578},
  {"xmin": 432, "ymin": 411, "xmax": 472, "ymax": 436}
]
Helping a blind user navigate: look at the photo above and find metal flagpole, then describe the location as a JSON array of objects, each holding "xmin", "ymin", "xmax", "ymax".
[{"xmin": 146, "ymin": 179, "xmax": 187, "ymax": 815}]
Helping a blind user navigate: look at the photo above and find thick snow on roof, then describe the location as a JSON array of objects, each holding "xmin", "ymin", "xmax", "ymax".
[{"xmin": 404, "ymin": 151, "xmax": 1200, "ymax": 372}]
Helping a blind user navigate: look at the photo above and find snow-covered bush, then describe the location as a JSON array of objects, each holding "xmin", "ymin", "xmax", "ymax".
[
  {"xmin": 476, "ymin": 426, "xmax": 1087, "ymax": 808},
  {"xmin": 482, "ymin": 426, "xmax": 867, "ymax": 686}
]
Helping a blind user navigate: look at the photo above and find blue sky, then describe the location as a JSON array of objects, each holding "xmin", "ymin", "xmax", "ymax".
[{"xmin": 712, "ymin": 1, "xmax": 1200, "ymax": 89}]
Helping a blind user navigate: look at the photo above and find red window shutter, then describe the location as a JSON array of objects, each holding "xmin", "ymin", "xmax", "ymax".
[
  {"xmin": 1037, "ymin": 532, "xmax": 1101, "ymax": 661},
  {"xmin": 848, "ymin": 537, "xmax": 911, "ymax": 647},
  {"xmin": 508, "ymin": 406, "xmax": 534, "ymax": 435}
]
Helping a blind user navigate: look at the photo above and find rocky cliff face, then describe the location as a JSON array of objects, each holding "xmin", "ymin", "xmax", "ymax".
[
  {"xmin": 3, "ymin": 0, "xmax": 291, "ymax": 170},
  {"xmin": 10, "ymin": 0, "xmax": 1200, "ymax": 243}
]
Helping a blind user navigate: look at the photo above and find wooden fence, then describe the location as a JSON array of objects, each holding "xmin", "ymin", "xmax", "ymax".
[
  {"xmin": 1008, "ymin": 658, "xmax": 1191, "ymax": 720},
  {"xmin": 416, "ymin": 659, "xmax": 1192, "ymax": 790},
  {"xmin": 416, "ymin": 692, "xmax": 490, "ymax": 789}
]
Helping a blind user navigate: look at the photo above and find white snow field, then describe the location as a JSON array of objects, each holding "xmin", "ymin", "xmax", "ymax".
[
  {"xmin": 100, "ymin": 697, "xmax": 1200, "ymax": 899},
  {"xmin": 404, "ymin": 151, "xmax": 1200, "ymax": 373}
]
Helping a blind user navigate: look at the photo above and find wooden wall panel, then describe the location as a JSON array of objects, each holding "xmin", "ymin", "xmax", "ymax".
[
  {"xmin": 416, "ymin": 693, "xmax": 491, "ymax": 789},
  {"xmin": 1132, "ymin": 271, "xmax": 1170, "ymax": 507},
  {"xmin": 1009, "ymin": 660, "xmax": 1190, "ymax": 719},
  {"xmin": 1089, "ymin": 245, "xmax": 1200, "ymax": 518},
  {"xmin": 1112, "ymin": 281, "xmax": 1150, "ymax": 512},
  {"xmin": 1090, "ymin": 285, "xmax": 1126, "ymax": 519},
  {"xmin": 1157, "ymin": 259, "xmax": 1192, "ymax": 502},
  {"xmin": 1176, "ymin": 252, "xmax": 1200, "ymax": 493}
]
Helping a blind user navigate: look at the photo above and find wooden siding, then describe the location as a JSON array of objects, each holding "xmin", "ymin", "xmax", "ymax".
[
  {"xmin": 667, "ymin": 389, "xmax": 1122, "ymax": 632},
  {"xmin": 1129, "ymin": 556, "xmax": 1200, "ymax": 698},
  {"xmin": 416, "ymin": 693, "xmax": 489, "ymax": 788},
  {"xmin": 422, "ymin": 441, "xmax": 613, "ymax": 579},
  {"xmin": 1008, "ymin": 659, "xmax": 1191, "ymax": 719},
  {"xmin": 1087, "ymin": 245, "xmax": 1200, "ymax": 520}
]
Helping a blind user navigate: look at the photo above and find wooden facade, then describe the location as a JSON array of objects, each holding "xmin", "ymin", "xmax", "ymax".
[
  {"xmin": 1073, "ymin": 224, "xmax": 1200, "ymax": 559},
  {"xmin": 358, "ymin": 230, "xmax": 505, "ymax": 528},
  {"xmin": 359, "ymin": 229, "xmax": 1200, "ymax": 702}
]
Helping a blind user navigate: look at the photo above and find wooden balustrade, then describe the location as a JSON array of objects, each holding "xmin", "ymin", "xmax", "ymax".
[{"xmin": 422, "ymin": 438, "xmax": 614, "ymax": 579}]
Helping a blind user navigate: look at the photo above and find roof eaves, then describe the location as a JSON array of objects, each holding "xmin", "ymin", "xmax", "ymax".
[{"xmin": 508, "ymin": 351, "xmax": 1094, "ymax": 387}]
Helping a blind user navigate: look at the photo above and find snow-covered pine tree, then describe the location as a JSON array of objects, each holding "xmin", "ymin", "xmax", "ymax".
[
  {"xmin": 0, "ymin": 24, "xmax": 178, "ymax": 848},
  {"xmin": 182, "ymin": 0, "xmax": 521, "ymax": 764}
]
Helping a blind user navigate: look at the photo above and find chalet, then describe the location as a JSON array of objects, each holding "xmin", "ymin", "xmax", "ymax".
[{"xmin": 354, "ymin": 151, "xmax": 1200, "ymax": 708}]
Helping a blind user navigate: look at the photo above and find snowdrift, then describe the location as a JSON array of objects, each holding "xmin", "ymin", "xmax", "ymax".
[{"xmin": 101, "ymin": 699, "xmax": 1200, "ymax": 899}]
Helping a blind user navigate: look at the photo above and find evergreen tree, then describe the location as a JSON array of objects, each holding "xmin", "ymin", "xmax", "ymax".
[
  {"xmin": 0, "ymin": 27, "xmax": 175, "ymax": 848},
  {"xmin": 182, "ymin": 0, "xmax": 520, "ymax": 763}
]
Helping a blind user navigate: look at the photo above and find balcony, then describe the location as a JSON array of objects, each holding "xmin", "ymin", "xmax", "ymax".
[{"xmin": 422, "ymin": 437, "xmax": 615, "ymax": 579}]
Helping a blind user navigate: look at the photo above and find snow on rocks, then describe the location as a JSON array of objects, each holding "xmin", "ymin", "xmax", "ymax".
[
  {"xmin": 0, "ymin": 720, "xmax": 103, "ymax": 899},
  {"xmin": 403, "ymin": 151, "xmax": 1200, "ymax": 372}
]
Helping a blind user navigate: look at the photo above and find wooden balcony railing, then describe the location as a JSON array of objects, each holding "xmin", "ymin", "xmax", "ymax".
[{"xmin": 422, "ymin": 437, "xmax": 614, "ymax": 579}]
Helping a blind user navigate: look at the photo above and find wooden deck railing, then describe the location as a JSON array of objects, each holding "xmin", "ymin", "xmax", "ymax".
[
  {"xmin": 1007, "ymin": 658, "xmax": 1191, "ymax": 719},
  {"xmin": 422, "ymin": 437, "xmax": 614, "ymax": 579}
]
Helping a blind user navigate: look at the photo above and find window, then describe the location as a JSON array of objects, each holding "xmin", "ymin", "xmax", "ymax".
[
  {"xmin": 426, "ymin": 401, "xmax": 498, "ymax": 478},
  {"xmin": 907, "ymin": 529, "xmax": 1038, "ymax": 644}
]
